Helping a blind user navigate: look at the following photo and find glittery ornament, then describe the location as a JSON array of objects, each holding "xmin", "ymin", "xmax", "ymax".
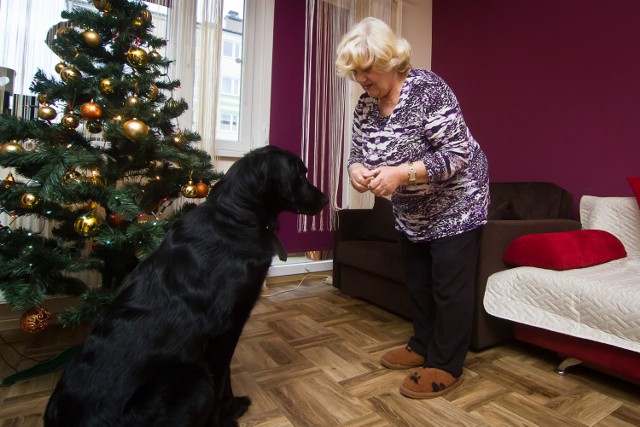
[{"xmin": 20, "ymin": 307, "xmax": 52, "ymax": 333}]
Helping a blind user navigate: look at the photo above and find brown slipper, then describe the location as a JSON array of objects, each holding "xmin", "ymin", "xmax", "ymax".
[
  {"xmin": 380, "ymin": 346, "xmax": 425, "ymax": 370},
  {"xmin": 399, "ymin": 367, "xmax": 463, "ymax": 399}
]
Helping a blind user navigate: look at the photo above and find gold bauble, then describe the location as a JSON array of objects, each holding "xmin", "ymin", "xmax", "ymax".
[
  {"xmin": 74, "ymin": 212, "xmax": 103, "ymax": 236},
  {"xmin": 126, "ymin": 47, "xmax": 148, "ymax": 67},
  {"xmin": 86, "ymin": 172, "xmax": 106, "ymax": 187},
  {"xmin": 20, "ymin": 193, "xmax": 41, "ymax": 209},
  {"xmin": 61, "ymin": 113, "xmax": 80, "ymax": 129},
  {"xmin": 181, "ymin": 180, "xmax": 199, "ymax": 198},
  {"xmin": 195, "ymin": 180, "xmax": 210, "ymax": 198},
  {"xmin": 173, "ymin": 131, "xmax": 185, "ymax": 144},
  {"xmin": 63, "ymin": 168, "xmax": 82, "ymax": 184},
  {"xmin": 3, "ymin": 173, "xmax": 16, "ymax": 189},
  {"xmin": 82, "ymin": 29, "xmax": 102, "ymax": 47},
  {"xmin": 99, "ymin": 78, "xmax": 115, "ymax": 94},
  {"xmin": 93, "ymin": 0, "xmax": 113, "ymax": 12},
  {"xmin": 147, "ymin": 83, "xmax": 158, "ymax": 99},
  {"xmin": 80, "ymin": 100, "xmax": 103, "ymax": 120},
  {"xmin": 124, "ymin": 95, "xmax": 140, "ymax": 108},
  {"xmin": 20, "ymin": 307, "xmax": 52, "ymax": 334},
  {"xmin": 0, "ymin": 141, "xmax": 25, "ymax": 153},
  {"xmin": 55, "ymin": 62, "xmax": 66, "ymax": 73},
  {"xmin": 86, "ymin": 121, "xmax": 103, "ymax": 134},
  {"xmin": 133, "ymin": 9, "xmax": 152, "ymax": 26},
  {"xmin": 123, "ymin": 118, "xmax": 149, "ymax": 142},
  {"xmin": 37, "ymin": 93, "xmax": 48, "ymax": 104},
  {"xmin": 60, "ymin": 66, "xmax": 81, "ymax": 83},
  {"xmin": 148, "ymin": 50, "xmax": 162, "ymax": 62},
  {"xmin": 37, "ymin": 105, "xmax": 57, "ymax": 121}
]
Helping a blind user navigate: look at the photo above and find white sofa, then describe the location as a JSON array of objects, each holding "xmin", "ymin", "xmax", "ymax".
[{"xmin": 484, "ymin": 196, "xmax": 640, "ymax": 383}]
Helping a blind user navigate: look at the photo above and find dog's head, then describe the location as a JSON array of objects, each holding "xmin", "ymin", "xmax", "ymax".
[{"xmin": 212, "ymin": 146, "xmax": 328, "ymax": 226}]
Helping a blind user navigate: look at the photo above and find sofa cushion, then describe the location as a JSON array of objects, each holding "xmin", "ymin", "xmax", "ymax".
[
  {"xmin": 503, "ymin": 229, "xmax": 627, "ymax": 270},
  {"xmin": 358, "ymin": 197, "xmax": 398, "ymax": 242},
  {"xmin": 627, "ymin": 176, "xmax": 640, "ymax": 208},
  {"xmin": 488, "ymin": 201, "xmax": 522, "ymax": 220}
]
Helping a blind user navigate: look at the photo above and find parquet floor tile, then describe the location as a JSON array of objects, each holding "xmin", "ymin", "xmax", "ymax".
[{"xmin": 0, "ymin": 277, "xmax": 637, "ymax": 426}]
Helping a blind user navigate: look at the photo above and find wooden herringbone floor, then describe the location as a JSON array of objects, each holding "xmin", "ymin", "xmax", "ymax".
[{"xmin": 0, "ymin": 275, "xmax": 638, "ymax": 426}]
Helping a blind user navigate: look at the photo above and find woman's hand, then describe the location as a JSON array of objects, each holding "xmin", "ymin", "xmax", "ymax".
[
  {"xmin": 348, "ymin": 164, "xmax": 377, "ymax": 193},
  {"xmin": 368, "ymin": 165, "xmax": 403, "ymax": 196}
]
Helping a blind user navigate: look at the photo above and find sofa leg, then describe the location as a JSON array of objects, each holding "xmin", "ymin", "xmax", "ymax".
[{"xmin": 555, "ymin": 357, "xmax": 582, "ymax": 376}]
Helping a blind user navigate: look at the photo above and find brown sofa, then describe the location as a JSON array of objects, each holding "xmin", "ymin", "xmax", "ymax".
[{"xmin": 333, "ymin": 182, "xmax": 582, "ymax": 351}]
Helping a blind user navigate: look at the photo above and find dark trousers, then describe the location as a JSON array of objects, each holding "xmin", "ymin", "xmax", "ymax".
[{"xmin": 398, "ymin": 227, "xmax": 481, "ymax": 378}]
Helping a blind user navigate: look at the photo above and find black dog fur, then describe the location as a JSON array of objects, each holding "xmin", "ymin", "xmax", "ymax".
[{"xmin": 44, "ymin": 146, "xmax": 328, "ymax": 427}]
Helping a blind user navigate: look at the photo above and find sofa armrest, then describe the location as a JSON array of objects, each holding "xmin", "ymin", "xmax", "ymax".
[{"xmin": 471, "ymin": 218, "xmax": 581, "ymax": 350}]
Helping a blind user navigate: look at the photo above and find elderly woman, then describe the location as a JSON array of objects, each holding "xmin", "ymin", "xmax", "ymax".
[{"xmin": 335, "ymin": 17, "xmax": 489, "ymax": 399}]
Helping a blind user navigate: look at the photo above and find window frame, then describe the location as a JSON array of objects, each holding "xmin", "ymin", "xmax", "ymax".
[{"xmin": 215, "ymin": 0, "xmax": 274, "ymax": 158}]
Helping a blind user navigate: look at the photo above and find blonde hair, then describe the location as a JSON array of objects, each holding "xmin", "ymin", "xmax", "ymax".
[{"xmin": 335, "ymin": 17, "xmax": 411, "ymax": 79}]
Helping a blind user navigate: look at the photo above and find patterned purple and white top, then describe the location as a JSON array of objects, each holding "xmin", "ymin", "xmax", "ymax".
[{"xmin": 348, "ymin": 68, "xmax": 489, "ymax": 242}]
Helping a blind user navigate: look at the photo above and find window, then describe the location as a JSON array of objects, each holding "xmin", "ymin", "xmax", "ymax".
[
  {"xmin": 0, "ymin": 0, "xmax": 274, "ymax": 159},
  {"xmin": 214, "ymin": 0, "xmax": 274, "ymax": 157}
]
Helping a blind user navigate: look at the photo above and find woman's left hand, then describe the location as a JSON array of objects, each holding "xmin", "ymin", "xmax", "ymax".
[{"xmin": 367, "ymin": 166, "xmax": 403, "ymax": 196}]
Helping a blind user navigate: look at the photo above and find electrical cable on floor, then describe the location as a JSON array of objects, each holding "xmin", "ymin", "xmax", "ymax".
[
  {"xmin": 0, "ymin": 334, "xmax": 56, "ymax": 372},
  {"xmin": 262, "ymin": 273, "xmax": 332, "ymax": 297}
]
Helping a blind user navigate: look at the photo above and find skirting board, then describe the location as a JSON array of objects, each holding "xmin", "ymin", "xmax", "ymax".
[{"xmin": 267, "ymin": 257, "xmax": 333, "ymax": 277}]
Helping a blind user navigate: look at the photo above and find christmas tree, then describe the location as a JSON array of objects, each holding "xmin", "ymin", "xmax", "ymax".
[{"xmin": 0, "ymin": 0, "xmax": 221, "ymax": 331}]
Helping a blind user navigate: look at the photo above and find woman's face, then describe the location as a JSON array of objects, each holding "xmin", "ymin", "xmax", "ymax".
[{"xmin": 354, "ymin": 68, "xmax": 397, "ymax": 99}]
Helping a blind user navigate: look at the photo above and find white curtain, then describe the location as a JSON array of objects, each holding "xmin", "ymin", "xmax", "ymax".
[
  {"xmin": 161, "ymin": 0, "xmax": 223, "ymax": 164},
  {"xmin": 301, "ymin": 0, "xmax": 402, "ymax": 233},
  {"xmin": 0, "ymin": 0, "xmax": 66, "ymax": 233}
]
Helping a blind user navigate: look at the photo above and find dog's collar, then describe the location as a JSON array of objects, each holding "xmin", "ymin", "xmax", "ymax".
[{"xmin": 268, "ymin": 230, "xmax": 287, "ymax": 262}]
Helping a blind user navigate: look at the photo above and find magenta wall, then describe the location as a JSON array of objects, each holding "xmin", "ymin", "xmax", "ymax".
[
  {"xmin": 269, "ymin": 0, "xmax": 333, "ymax": 252},
  {"xmin": 432, "ymin": 0, "xmax": 640, "ymax": 216}
]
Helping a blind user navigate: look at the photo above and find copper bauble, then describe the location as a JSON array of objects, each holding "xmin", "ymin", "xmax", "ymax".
[
  {"xmin": 60, "ymin": 66, "xmax": 81, "ymax": 83},
  {"xmin": 82, "ymin": 29, "xmax": 102, "ymax": 47},
  {"xmin": 126, "ymin": 47, "xmax": 148, "ymax": 67},
  {"xmin": 0, "ymin": 141, "xmax": 24, "ymax": 153},
  {"xmin": 195, "ymin": 180, "xmax": 210, "ymax": 198},
  {"xmin": 147, "ymin": 83, "xmax": 159, "ymax": 99},
  {"xmin": 20, "ymin": 193, "xmax": 41, "ymax": 209},
  {"xmin": 123, "ymin": 118, "xmax": 149, "ymax": 142},
  {"xmin": 61, "ymin": 113, "xmax": 80, "ymax": 129},
  {"xmin": 37, "ymin": 105, "xmax": 57, "ymax": 121},
  {"xmin": 181, "ymin": 180, "xmax": 199, "ymax": 198},
  {"xmin": 124, "ymin": 95, "xmax": 140, "ymax": 108},
  {"xmin": 86, "ymin": 121, "xmax": 103, "ymax": 134},
  {"xmin": 20, "ymin": 307, "xmax": 52, "ymax": 334},
  {"xmin": 133, "ymin": 9, "xmax": 152, "ymax": 26},
  {"xmin": 108, "ymin": 214, "xmax": 129, "ymax": 227},
  {"xmin": 99, "ymin": 78, "xmax": 115, "ymax": 94},
  {"xmin": 74, "ymin": 212, "xmax": 103, "ymax": 236},
  {"xmin": 63, "ymin": 168, "xmax": 82, "ymax": 184},
  {"xmin": 3, "ymin": 173, "xmax": 16, "ymax": 189},
  {"xmin": 80, "ymin": 101, "xmax": 103, "ymax": 120}
]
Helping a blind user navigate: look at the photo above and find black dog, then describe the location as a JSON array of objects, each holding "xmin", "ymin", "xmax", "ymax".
[{"xmin": 44, "ymin": 146, "xmax": 328, "ymax": 427}]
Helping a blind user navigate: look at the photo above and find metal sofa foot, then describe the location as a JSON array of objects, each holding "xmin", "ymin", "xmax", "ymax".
[{"xmin": 555, "ymin": 357, "xmax": 582, "ymax": 375}]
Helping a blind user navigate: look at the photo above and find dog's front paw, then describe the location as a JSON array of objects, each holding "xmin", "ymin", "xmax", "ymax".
[{"xmin": 221, "ymin": 395, "xmax": 251, "ymax": 421}]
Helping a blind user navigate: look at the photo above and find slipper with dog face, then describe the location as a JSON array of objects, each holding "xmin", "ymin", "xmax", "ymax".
[{"xmin": 399, "ymin": 367, "xmax": 463, "ymax": 399}]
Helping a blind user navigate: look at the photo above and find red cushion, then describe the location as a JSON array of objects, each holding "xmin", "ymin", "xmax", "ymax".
[
  {"xmin": 504, "ymin": 230, "xmax": 627, "ymax": 270},
  {"xmin": 627, "ymin": 176, "xmax": 640, "ymax": 208}
]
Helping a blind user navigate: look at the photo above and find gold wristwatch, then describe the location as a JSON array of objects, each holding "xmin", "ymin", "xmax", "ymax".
[{"xmin": 408, "ymin": 161, "xmax": 416, "ymax": 183}]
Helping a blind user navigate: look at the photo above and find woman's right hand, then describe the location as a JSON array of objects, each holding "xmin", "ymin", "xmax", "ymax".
[{"xmin": 348, "ymin": 164, "xmax": 377, "ymax": 193}]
